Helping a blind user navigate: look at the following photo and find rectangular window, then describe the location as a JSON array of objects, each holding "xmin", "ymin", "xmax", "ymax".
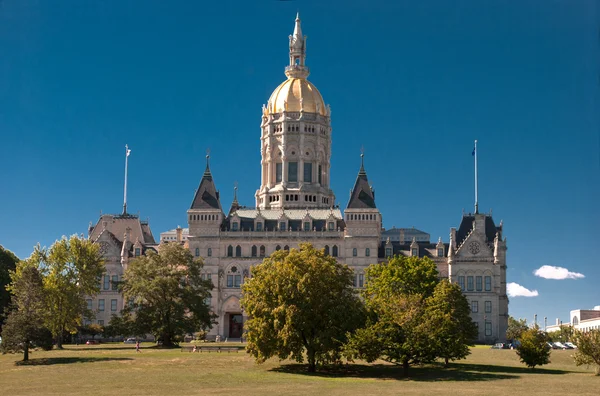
[
  {"xmin": 485, "ymin": 301, "xmax": 492, "ymax": 313},
  {"xmin": 276, "ymin": 163, "xmax": 282, "ymax": 183},
  {"xmin": 207, "ymin": 248, "xmax": 212, "ymax": 257},
  {"xmin": 256, "ymin": 222, "xmax": 263, "ymax": 231},
  {"xmin": 304, "ymin": 222, "xmax": 310, "ymax": 231},
  {"xmin": 98, "ymin": 320, "xmax": 104, "ymax": 326},
  {"xmin": 279, "ymin": 222, "xmax": 286, "ymax": 231},
  {"xmin": 204, "ymin": 296, "xmax": 212, "ymax": 307},
  {"xmin": 485, "ymin": 276, "xmax": 492, "ymax": 291},
  {"xmin": 353, "ymin": 275, "xmax": 357, "ymax": 287},
  {"xmin": 103, "ymin": 275, "xmax": 110, "ymax": 290},
  {"xmin": 467, "ymin": 276, "xmax": 474, "ymax": 291},
  {"xmin": 303, "ymin": 162, "xmax": 312, "ymax": 182},
  {"xmin": 471, "ymin": 301, "xmax": 478, "ymax": 313},
  {"xmin": 234, "ymin": 275, "xmax": 242, "ymax": 288},
  {"xmin": 411, "ymin": 248, "xmax": 418, "ymax": 256},
  {"xmin": 437, "ymin": 248, "xmax": 444, "ymax": 257},
  {"xmin": 328, "ymin": 222, "xmax": 334, "ymax": 231},
  {"xmin": 485, "ymin": 322, "xmax": 492, "ymax": 336},
  {"xmin": 111, "ymin": 299, "xmax": 117, "ymax": 312},
  {"xmin": 358, "ymin": 274, "xmax": 364, "ymax": 288},
  {"xmin": 385, "ymin": 248, "xmax": 392, "ymax": 257},
  {"xmin": 353, "ymin": 248, "xmax": 357, "ymax": 257},
  {"xmin": 135, "ymin": 248, "xmax": 141, "ymax": 256},
  {"xmin": 476, "ymin": 276, "xmax": 482, "ymax": 291},
  {"xmin": 227, "ymin": 275, "xmax": 233, "ymax": 288},
  {"xmin": 318, "ymin": 165, "xmax": 322, "ymax": 184},
  {"xmin": 112, "ymin": 275, "xmax": 118, "ymax": 291},
  {"xmin": 458, "ymin": 276, "xmax": 465, "ymax": 291},
  {"xmin": 365, "ymin": 248, "xmax": 370, "ymax": 257},
  {"xmin": 86, "ymin": 299, "xmax": 92, "ymax": 310},
  {"xmin": 98, "ymin": 299, "xmax": 105, "ymax": 312},
  {"xmin": 288, "ymin": 162, "xmax": 298, "ymax": 182}
]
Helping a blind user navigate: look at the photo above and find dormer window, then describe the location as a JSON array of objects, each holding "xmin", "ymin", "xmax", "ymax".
[
  {"xmin": 385, "ymin": 247, "xmax": 392, "ymax": 257},
  {"xmin": 232, "ymin": 222, "xmax": 239, "ymax": 231},
  {"xmin": 279, "ymin": 222, "xmax": 286, "ymax": 231},
  {"xmin": 437, "ymin": 248, "xmax": 444, "ymax": 257},
  {"xmin": 303, "ymin": 222, "xmax": 311, "ymax": 231},
  {"xmin": 411, "ymin": 248, "xmax": 418, "ymax": 257},
  {"xmin": 135, "ymin": 248, "xmax": 141, "ymax": 257},
  {"xmin": 328, "ymin": 222, "xmax": 335, "ymax": 231},
  {"xmin": 256, "ymin": 222, "xmax": 263, "ymax": 231}
]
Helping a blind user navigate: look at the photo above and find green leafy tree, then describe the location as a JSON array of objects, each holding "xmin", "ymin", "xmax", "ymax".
[
  {"xmin": 79, "ymin": 323, "xmax": 104, "ymax": 341},
  {"xmin": 0, "ymin": 245, "xmax": 19, "ymax": 329},
  {"xmin": 572, "ymin": 329, "xmax": 600, "ymax": 375},
  {"xmin": 345, "ymin": 256, "xmax": 439, "ymax": 376},
  {"xmin": 516, "ymin": 326, "xmax": 551, "ymax": 369},
  {"xmin": 29, "ymin": 235, "xmax": 105, "ymax": 349},
  {"xmin": 119, "ymin": 243, "xmax": 215, "ymax": 347},
  {"xmin": 241, "ymin": 243, "xmax": 365, "ymax": 373},
  {"xmin": 506, "ymin": 316, "xmax": 528, "ymax": 342},
  {"xmin": 0, "ymin": 263, "xmax": 50, "ymax": 361},
  {"xmin": 425, "ymin": 279, "xmax": 478, "ymax": 367}
]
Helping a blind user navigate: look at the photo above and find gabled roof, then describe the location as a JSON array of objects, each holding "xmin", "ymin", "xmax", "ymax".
[
  {"xmin": 190, "ymin": 157, "xmax": 222, "ymax": 211},
  {"xmin": 346, "ymin": 156, "xmax": 376, "ymax": 209},
  {"xmin": 456, "ymin": 214, "xmax": 499, "ymax": 245},
  {"xmin": 89, "ymin": 214, "xmax": 156, "ymax": 245}
]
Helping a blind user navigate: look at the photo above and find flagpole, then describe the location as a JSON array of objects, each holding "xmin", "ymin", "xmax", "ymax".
[
  {"xmin": 474, "ymin": 139, "xmax": 478, "ymax": 214},
  {"xmin": 123, "ymin": 144, "xmax": 129, "ymax": 215}
]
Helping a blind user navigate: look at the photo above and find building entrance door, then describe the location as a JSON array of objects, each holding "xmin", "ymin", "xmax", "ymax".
[{"xmin": 229, "ymin": 314, "xmax": 243, "ymax": 338}]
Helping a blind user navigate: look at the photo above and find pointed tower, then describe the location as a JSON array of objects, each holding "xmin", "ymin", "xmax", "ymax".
[
  {"xmin": 256, "ymin": 14, "xmax": 335, "ymax": 209},
  {"xmin": 187, "ymin": 155, "xmax": 224, "ymax": 237},
  {"xmin": 344, "ymin": 153, "xmax": 382, "ymax": 247}
]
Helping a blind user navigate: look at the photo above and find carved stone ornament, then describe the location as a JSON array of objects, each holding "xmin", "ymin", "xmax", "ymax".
[{"xmin": 468, "ymin": 241, "xmax": 481, "ymax": 255}]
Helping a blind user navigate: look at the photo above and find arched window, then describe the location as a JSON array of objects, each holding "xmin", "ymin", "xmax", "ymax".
[
  {"xmin": 260, "ymin": 245, "xmax": 266, "ymax": 257},
  {"xmin": 573, "ymin": 316, "xmax": 579, "ymax": 325},
  {"xmin": 365, "ymin": 248, "xmax": 370, "ymax": 257},
  {"xmin": 227, "ymin": 245, "xmax": 233, "ymax": 257},
  {"xmin": 332, "ymin": 245, "xmax": 338, "ymax": 257},
  {"xmin": 275, "ymin": 245, "xmax": 281, "ymax": 251},
  {"xmin": 352, "ymin": 248, "xmax": 357, "ymax": 257},
  {"xmin": 195, "ymin": 248, "xmax": 200, "ymax": 257},
  {"xmin": 284, "ymin": 245, "xmax": 289, "ymax": 251},
  {"xmin": 236, "ymin": 245, "xmax": 242, "ymax": 257},
  {"xmin": 251, "ymin": 245, "xmax": 257, "ymax": 257},
  {"xmin": 207, "ymin": 248, "xmax": 212, "ymax": 257},
  {"xmin": 324, "ymin": 245, "xmax": 330, "ymax": 256}
]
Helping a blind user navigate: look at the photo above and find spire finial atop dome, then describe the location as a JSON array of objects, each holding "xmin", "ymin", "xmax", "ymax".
[{"xmin": 286, "ymin": 13, "xmax": 309, "ymax": 79}]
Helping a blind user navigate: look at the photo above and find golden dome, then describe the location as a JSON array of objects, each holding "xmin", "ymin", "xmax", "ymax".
[{"xmin": 267, "ymin": 78, "xmax": 327, "ymax": 116}]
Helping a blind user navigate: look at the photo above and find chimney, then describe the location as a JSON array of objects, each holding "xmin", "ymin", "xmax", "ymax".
[{"xmin": 176, "ymin": 226, "xmax": 183, "ymax": 243}]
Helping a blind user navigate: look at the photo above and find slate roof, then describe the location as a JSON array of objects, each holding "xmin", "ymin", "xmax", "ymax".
[
  {"xmin": 378, "ymin": 241, "xmax": 449, "ymax": 259},
  {"xmin": 455, "ymin": 214, "xmax": 501, "ymax": 246},
  {"xmin": 89, "ymin": 214, "xmax": 156, "ymax": 245},
  {"xmin": 190, "ymin": 160, "xmax": 222, "ymax": 211},
  {"xmin": 346, "ymin": 159, "xmax": 376, "ymax": 209},
  {"xmin": 224, "ymin": 208, "xmax": 345, "ymax": 231}
]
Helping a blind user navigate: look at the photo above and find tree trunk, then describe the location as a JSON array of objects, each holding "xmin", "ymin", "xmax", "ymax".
[
  {"xmin": 23, "ymin": 344, "xmax": 29, "ymax": 362},
  {"xmin": 307, "ymin": 348, "xmax": 316, "ymax": 373},
  {"xmin": 444, "ymin": 357, "xmax": 449, "ymax": 368},
  {"xmin": 56, "ymin": 334, "xmax": 63, "ymax": 349},
  {"xmin": 402, "ymin": 359, "xmax": 409, "ymax": 377}
]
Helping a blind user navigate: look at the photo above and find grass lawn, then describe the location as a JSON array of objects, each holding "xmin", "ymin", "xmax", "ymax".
[{"xmin": 0, "ymin": 343, "xmax": 598, "ymax": 395}]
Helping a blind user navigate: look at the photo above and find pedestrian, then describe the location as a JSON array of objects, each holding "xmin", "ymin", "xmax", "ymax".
[{"xmin": 135, "ymin": 341, "xmax": 140, "ymax": 353}]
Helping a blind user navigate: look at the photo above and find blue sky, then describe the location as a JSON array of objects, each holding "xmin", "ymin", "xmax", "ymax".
[{"xmin": 0, "ymin": 0, "xmax": 598, "ymax": 325}]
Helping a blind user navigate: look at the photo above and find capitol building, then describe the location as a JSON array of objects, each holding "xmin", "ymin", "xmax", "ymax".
[{"xmin": 88, "ymin": 14, "xmax": 508, "ymax": 343}]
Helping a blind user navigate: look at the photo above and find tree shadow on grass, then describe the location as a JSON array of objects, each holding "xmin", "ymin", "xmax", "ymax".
[
  {"xmin": 15, "ymin": 357, "xmax": 133, "ymax": 366},
  {"xmin": 271, "ymin": 361, "xmax": 575, "ymax": 381}
]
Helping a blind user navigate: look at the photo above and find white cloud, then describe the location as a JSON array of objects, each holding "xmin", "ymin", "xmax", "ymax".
[
  {"xmin": 533, "ymin": 265, "xmax": 585, "ymax": 280},
  {"xmin": 507, "ymin": 282, "xmax": 539, "ymax": 298}
]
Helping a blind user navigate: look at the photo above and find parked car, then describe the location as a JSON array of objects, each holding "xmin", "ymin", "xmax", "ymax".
[
  {"xmin": 123, "ymin": 338, "xmax": 137, "ymax": 344},
  {"xmin": 491, "ymin": 343, "xmax": 509, "ymax": 349},
  {"xmin": 564, "ymin": 342, "xmax": 577, "ymax": 349},
  {"xmin": 553, "ymin": 342, "xmax": 572, "ymax": 350},
  {"xmin": 85, "ymin": 340, "xmax": 98, "ymax": 345}
]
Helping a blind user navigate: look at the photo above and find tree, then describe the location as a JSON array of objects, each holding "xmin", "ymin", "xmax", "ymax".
[
  {"xmin": 0, "ymin": 245, "xmax": 19, "ymax": 329},
  {"xmin": 572, "ymin": 329, "xmax": 600, "ymax": 375},
  {"xmin": 516, "ymin": 326, "xmax": 551, "ymax": 369},
  {"xmin": 0, "ymin": 263, "xmax": 50, "ymax": 361},
  {"xmin": 345, "ymin": 256, "xmax": 440, "ymax": 376},
  {"xmin": 79, "ymin": 323, "xmax": 104, "ymax": 341},
  {"xmin": 119, "ymin": 243, "xmax": 215, "ymax": 347},
  {"xmin": 241, "ymin": 243, "xmax": 365, "ymax": 373},
  {"xmin": 424, "ymin": 279, "xmax": 478, "ymax": 367},
  {"xmin": 29, "ymin": 235, "xmax": 105, "ymax": 349},
  {"xmin": 506, "ymin": 316, "xmax": 528, "ymax": 342}
]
